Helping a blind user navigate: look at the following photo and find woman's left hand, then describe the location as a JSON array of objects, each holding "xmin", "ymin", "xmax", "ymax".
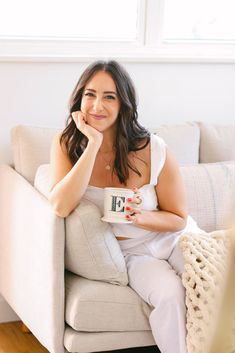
[{"xmin": 125, "ymin": 187, "xmax": 143, "ymax": 225}]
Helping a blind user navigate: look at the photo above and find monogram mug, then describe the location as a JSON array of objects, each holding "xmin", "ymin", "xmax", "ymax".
[{"xmin": 101, "ymin": 187, "xmax": 134, "ymax": 223}]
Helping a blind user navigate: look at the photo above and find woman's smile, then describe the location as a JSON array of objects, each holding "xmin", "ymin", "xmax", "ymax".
[{"xmin": 89, "ymin": 113, "xmax": 107, "ymax": 120}]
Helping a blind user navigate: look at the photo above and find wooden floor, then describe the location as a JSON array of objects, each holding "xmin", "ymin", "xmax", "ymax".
[
  {"xmin": 0, "ymin": 321, "xmax": 159, "ymax": 353},
  {"xmin": 0, "ymin": 321, "xmax": 48, "ymax": 353}
]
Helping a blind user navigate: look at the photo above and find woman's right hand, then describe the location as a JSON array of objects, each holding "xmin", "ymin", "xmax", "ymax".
[{"xmin": 72, "ymin": 111, "xmax": 103, "ymax": 147}]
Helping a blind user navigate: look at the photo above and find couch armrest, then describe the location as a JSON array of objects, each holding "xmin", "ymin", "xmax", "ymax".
[{"xmin": 0, "ymin": 165, "xmax": 65, "ymax": 353}]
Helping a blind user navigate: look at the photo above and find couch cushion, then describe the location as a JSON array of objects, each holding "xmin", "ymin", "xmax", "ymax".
[
  {"xmin": 11, "ymin": 125, "xmax": 60, "ymax": 184},
  {"xmin": 180, "ymin": 162, "xmax": 235, "ymax": 232},
  {"xmin": 64, "ymin": 329, "xmax": 155, "ymax": 353},
  {"xmin": 34, "ymin": 164, "xmax": 51, "ymax": 197},
  {"xmin": 65, "ymin": 199, "xmax": 128, "ymax": 285},
  {"xmin": 34, "ymin": 164, "xmax": 128, "ymax": 286},
  {"xmin": 152, "ymin": 122, "xmax": 200, "ymax": 165},
  {"xmin": 65, "ymin": 271, "xmax": 151, "ymax": 332},
  {"xmin": 11, "ymin": 122, "xmax": 199, "ymax": 185},
  {"xmin": 199, "ymin": 122, "xmax": 235, "ymax": 163}
]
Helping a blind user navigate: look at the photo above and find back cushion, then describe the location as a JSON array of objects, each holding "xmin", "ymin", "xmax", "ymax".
[
  {"xmin": 153, "ymin": 122, "xmax": 200, "ymax": 165},
  {"xmin": 180, "ymin": 161, "xmax": 235, "ymax": 232},
  {"xmin": 11, "ymin": 122, "xmax": 200, "ymax": 184},
  {"xmin": 199, "ymin": 122, "xmax": 235, "ymax": 163},
  {"xmin": 11, "ymin": 125, "xmax": 61, "ymax": 183}
]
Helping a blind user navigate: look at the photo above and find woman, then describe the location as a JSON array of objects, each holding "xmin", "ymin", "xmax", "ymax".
[{"xmin": 49, "ymin": 60, "xmax": 200, "ymax": 353}]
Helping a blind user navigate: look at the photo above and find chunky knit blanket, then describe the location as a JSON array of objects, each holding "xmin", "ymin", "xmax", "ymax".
[{"xmin": 180, "ymin": 230, "xmax": 235, "ymax": 353}]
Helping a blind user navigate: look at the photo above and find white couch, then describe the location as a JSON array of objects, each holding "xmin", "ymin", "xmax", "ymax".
[{"xmin": 0, "ymin": 122, "xmax": 235, "ymax": 353}]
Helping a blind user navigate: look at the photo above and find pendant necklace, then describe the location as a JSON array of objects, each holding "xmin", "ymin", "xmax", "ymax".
[
  {"xmin": 102, "ymin": 154, "xmax": 112, "ymax": 171},
  {"xmin": 98, "ymin": 150, "xmax": 114, "ymax": 171}
]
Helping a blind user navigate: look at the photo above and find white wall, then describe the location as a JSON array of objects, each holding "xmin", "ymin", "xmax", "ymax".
[{"xmin": 0, "ymin": 59, "xmax": 235, "ymax": 320}]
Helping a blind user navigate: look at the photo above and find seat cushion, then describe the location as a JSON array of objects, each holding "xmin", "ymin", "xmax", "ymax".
[
  {"xmin": 180, "ymin": 161, "xmax": 235, "ymax": 232},
  {"xmin": 65, "ymin": 271, "xmax": 151, "ymax": 332},
  {"xmin": 64, "ymin": 328, "xmax": 155, "ymax": 353}
]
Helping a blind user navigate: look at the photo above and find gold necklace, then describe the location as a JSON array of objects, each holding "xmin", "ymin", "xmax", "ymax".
[{"xmin": 98, "ymin": 151, "xmax": 114, "ymax": 171}]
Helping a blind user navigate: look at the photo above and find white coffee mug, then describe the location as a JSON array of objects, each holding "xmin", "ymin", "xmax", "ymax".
[{"xmin": 101, "ymin": 187, "xmax": 134, "ymax": 223}]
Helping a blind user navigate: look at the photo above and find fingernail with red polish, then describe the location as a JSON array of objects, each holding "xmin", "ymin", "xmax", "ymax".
[
  {"xmin": 125, "ymin": 214, "xmax": 130, "ymax": 219},
  {"xmin": 125, "ymin": 206, "xmax": 131, "ymax": 211},
  {"xmin": 127, "ymin": 198, "xmax": 132, "ymax": 202}
]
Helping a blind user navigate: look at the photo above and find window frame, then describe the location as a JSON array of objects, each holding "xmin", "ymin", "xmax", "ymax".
[{"xmin": 1, "ymin": 0, "xmax": 235, "ymax": 63}]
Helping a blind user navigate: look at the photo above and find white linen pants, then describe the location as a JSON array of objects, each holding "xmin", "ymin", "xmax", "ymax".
[{"xmin": 119, "ymin": 233, "xmax": 187, "ymax": 353}]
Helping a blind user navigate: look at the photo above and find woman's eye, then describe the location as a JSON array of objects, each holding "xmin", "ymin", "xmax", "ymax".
[
  {"xmin": 105, "ymin": 95, "xmax": 115, "ymax": 100},
  {"xmin": 84, "ymin": 92, "xmax": 94, "ymax": 97}
]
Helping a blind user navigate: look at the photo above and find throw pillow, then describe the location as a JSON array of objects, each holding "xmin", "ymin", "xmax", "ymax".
[
  {"xmin": 34, "ymin": 164, "xmax": 51, "ymax": 197},
  {"xmin": 65, "ymin": 199, "xmax": 128, "ymax": 286},
  {"xmin": 180, "ymin": 230, "xmax": 235, "ymax": 353},
  {"xmin": 34, "ymin": 164, "xmax": 128, "ymax": 286}
]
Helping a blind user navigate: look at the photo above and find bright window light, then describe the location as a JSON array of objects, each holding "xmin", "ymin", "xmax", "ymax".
[
  {"xmin": 163, "ymin": 0, "xmax": 235, "ymax": 42},
  {"xmin": 0, "ymin": 0, "xmax": 139, "ymax": 40}
]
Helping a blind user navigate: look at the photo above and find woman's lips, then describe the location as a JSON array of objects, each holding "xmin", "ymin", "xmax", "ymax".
[{"xmin": 90, "ymin": 114, "xmax": 106, "ymax": 120}]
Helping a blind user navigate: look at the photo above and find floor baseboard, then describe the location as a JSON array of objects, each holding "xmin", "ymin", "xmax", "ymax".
[{"xmin": 0, "ymin": 295, "xmax": 19, "ymax": 323}]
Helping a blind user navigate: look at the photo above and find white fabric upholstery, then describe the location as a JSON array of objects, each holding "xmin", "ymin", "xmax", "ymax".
[
  {"xmin": 0, "ymin": 165, "xmax": 65, "ymax": 353},
  {"xmin": 199, "ymin": 122, "xmax": 235, "ymax": 163},
  {"xmin": 34, "ymin": 164, "xmax": 128, "ymax": 286},
  {"xmin": 180, "ymin": 162, "xmax": 235, "ymax": 232},
  {"xmin": 34, "ymin": 164, "xmax": 51, "ymax": 197},
  {"xmin": 65, "ymin": 200, "xmax": 128, "ymax": 285},
  {"xmin": 11, "ymin": 125, "xmax": 60, "ymax": 184},
  {"xmin": 65, "ymin": 272, "xmax": 151, "ymax": 331},
  {"xmin": 64, "ymin": 328, "xmax": 155, "ymax": 353},
  {"xmin": 152, "ymin": 122, "xmax": 200, "ymax": 165}
]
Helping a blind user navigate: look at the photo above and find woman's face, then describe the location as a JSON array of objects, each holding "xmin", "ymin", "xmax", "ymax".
[{"xmin": 80, "ymin": 71, "xmax": 121, "ymax": 133}]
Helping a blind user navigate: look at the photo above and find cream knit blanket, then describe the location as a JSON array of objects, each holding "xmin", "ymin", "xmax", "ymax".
[{"xmin": 180, "ymin": 230, "xmax": 235, "ymax": 353}]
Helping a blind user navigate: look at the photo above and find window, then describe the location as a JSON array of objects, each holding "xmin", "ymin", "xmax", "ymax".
[
  {"xmin": 0, "ymin": 0, "xmax": 139, "ymax": 41},
  {"xmin": 1, "ymin": 0, "xmax": 235, "ymax": 62},
  {"xmin": 163, "ymin": 0, "xmax": 235, "ymax": 42}
]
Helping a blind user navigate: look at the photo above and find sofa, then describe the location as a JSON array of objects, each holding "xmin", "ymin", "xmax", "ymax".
[{"xmin": 0, "ymin": 121, "xmax": 235, "ymax": 353}]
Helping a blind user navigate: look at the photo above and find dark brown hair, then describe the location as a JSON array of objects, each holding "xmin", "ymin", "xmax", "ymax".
[{"xmin": 60, "ymin": 60, "xmax": 150, "ymax": 184}]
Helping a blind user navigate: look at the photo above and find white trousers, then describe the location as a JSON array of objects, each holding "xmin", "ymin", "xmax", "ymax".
[{"xmin": 119, "ymin": 234, "xmax": 187, "ymax": 353}]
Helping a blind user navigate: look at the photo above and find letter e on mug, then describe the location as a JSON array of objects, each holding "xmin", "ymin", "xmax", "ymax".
[{"xmin": 102, "ymin": 188, "xmax": 134, "ymax": 223}]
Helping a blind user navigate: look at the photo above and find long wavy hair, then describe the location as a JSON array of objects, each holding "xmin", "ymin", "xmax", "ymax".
[{"xmin": 60, "ymin": 60, "xmax": 150, "ymax": 185}]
